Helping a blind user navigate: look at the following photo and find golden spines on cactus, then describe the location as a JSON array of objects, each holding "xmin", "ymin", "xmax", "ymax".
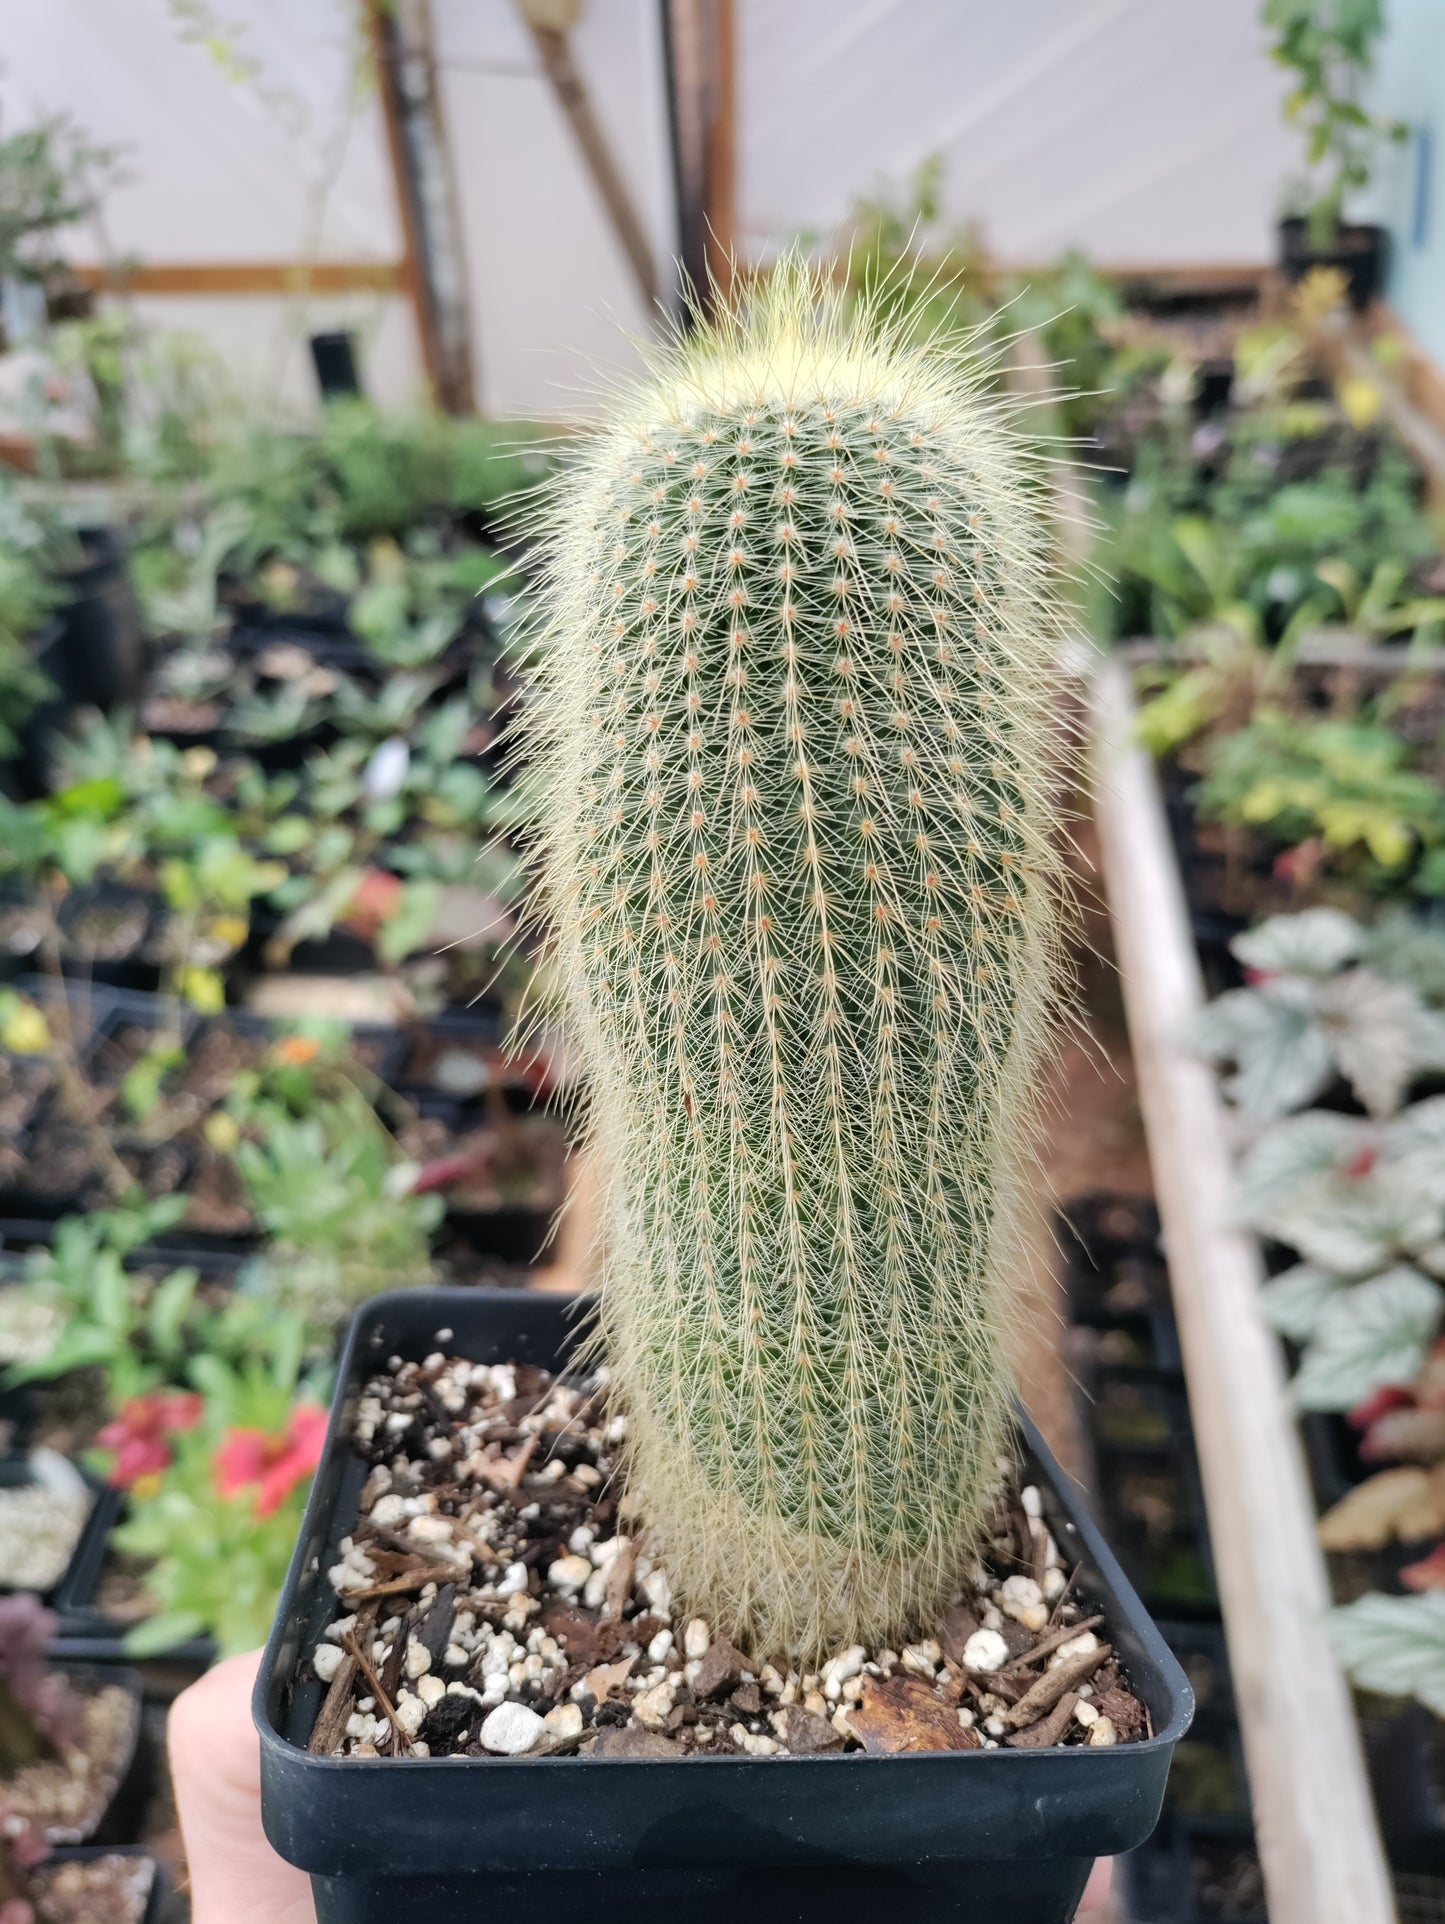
[{"xmin": 520, "ymin": 259, "xmax": 1071, "ymax": 1660}]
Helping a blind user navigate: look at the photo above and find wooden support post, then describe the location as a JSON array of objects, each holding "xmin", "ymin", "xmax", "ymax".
[
  {"xmin": 519, "ymin": 3, "xmax": 659, "ymax": 314},
  {"xmin": 660, "ymin": 0, "xmax": 733, "ymax": 318},
  {"xmin": 1090, "ymin": 656, "xmax": 1397, "ymax": 1924},
  {"xmin": 368, "ymin": 0, "xmax": 476, "ymax": 414}
]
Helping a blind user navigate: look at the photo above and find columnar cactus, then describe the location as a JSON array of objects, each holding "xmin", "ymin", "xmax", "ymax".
[{"xmin": 523, "ymin": 262, "xmax": 1069, "ymax": 1659}]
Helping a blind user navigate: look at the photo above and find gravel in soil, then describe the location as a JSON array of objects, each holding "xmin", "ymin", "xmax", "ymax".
[
  {"xmin": 7, "ymin": 1682, "xmax": 140, "ymax": 1842},
  {"xmin": 28, "ymin": 1851, "xmax": 156, "ymax": 1923},
  {"xmin": 0, "ymin": 1468, "xmax": 92, "ymax": 1592},
  {"xmin": 308, "ymin": 1351, "xmax": 1149, "ymax": 1761}
]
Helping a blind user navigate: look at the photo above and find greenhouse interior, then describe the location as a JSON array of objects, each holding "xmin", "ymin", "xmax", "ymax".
[{"xmin": 2, "ymin": 1, "xmax": 1445, "ymax": 1920}]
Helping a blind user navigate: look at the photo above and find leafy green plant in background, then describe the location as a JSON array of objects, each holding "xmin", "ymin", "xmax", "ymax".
[
  {"xmin": 1193, "ymin": 908, "xmax": 1445, "ymax": 1120},
  {"xmin": 0, "ymin": 490, "xmax": 60, "ymax": 755},
  {"xmin": 229, "ymin": 1074, "xmax": 441, "ymax": 1328},
  {"xmin": 837, "ymin": 155, "xmax": 1000, "ymax": 349},
  {"xmin": 522, "ymin": 259, "xmax": 1070, "ymax": 1658},
  {"xmin": 104, "ymin": 1345, "xmax": 328, "ymax": 1658},
  {"xmin": 1264, "ymin": 0, "xmax": 1405, "ymax": 249},
  {"xmin": 1193, "ymin": 708, "xmax": 1445, "ymax": 894},
  {"xmin": 0, "ymin": 104, "xmax": 117, "ymax": 289},
  {"xmin": 1333, "ymin": 1592, "xmax": 1445, "ymax": 1717},
  {"xmin": 1199, "ymin": 910, "xmax": 1445, "ymax": 1414}
]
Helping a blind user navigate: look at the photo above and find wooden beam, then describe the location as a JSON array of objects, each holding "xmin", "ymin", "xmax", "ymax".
[
  {"xmin": 521, "ymin": 9, "xmax": 659, "ymax": 313},
  {"xmin": 661, "ymin": 0, "xmax": 733, "ymax": 316},
  {"xmin": 72, "ymin": 261, "xmax": 405, "ymax": 296},
  {"xmin": 371, "ymin": 0, "xmax": 477, "ymax": 415},
  {"xmin": 702, "ymin": 0, "xmax": 735, "ymax": 302},
  {"xmin": 1090, "ymin": 656, "xmax": 1398, "ymax": 1924},
  {"xmin": 368, "ymin": 0, "xmax": 443, "ymax": 402}
]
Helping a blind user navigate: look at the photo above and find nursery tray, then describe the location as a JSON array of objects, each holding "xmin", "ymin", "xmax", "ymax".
[
  {"xmin": 52, "ymin": 1486, "xmax": 217, "ymax": 1674},
  {"xmin": 1119, "ymin": 1814, "xmax": 1268, "ymax": 1924},
  {"xmin": 0, "ymin": 1455, "xmax": 100, "ymax": 1601},
  {"xmin": 45, "ymin": 1662, "xmax": 152, "ymax": 1848},
  {"xmin": 256, "ymin": 1287, "xmax": 1193, "ymax": 1924},
  {"xmin": 34, "ymin": 1844, "xmax": 167, "ymax": 1924}
]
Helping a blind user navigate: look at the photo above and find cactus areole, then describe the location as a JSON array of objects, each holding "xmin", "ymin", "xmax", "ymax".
[{"xmin": 524, "ymin": 263, "xmax": 1070, "ymax": 1661}]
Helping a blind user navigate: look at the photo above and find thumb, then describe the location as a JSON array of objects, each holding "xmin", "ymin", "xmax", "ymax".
[{"xmin": 169, "ymin": 1651, "xmax": 314, "ymax": 1924}]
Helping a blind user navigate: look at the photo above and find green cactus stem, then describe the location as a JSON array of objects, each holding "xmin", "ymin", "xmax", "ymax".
[{"xmin": 521, "ymin": 260, "xmax": 1071, "ymax": 1660}]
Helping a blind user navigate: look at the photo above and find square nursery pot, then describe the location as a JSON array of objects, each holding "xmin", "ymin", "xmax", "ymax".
[
  {"xmin": 256, "ymin": 1288, "xmax": 1194, "ymax": 1923},
  {"xmin": 33, "ymin": 1845, "xmax": 167, "ymax": 1924}
]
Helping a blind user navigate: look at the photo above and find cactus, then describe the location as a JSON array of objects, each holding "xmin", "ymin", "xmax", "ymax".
[{"xmin": 521, "ymin": 260, "xmax": 1069, "ymax": 1660}]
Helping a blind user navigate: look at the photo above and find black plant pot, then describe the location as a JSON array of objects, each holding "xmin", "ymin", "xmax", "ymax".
[
  {"xmin": 35, "ymin": 1845, "xmax": 167, "ymax": 1924},
  {"xmin": 256, "ymin": 1288, "xmax": 1194, "ymax": 1924},
  {"xmin": 1278, "ymin": 217, "xmax": 1388, "ymax": 311},
  {"xmin": 46, "ymin": 528, "xmax": 146, "ymax": 710},
  {"xmin": 1366, "ymin": 1700, "xmax": 1445, "ymax": 1873}
]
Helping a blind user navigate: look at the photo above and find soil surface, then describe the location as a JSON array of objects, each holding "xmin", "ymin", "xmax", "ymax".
[
  {"xmin": 0, "ymin": 1474, "xmax": 92, "ymax": 1592},
  {"xmin": 29, "ymin": 1850, "xmax": 156, "ymax": 1922},
  {"xmin": 307, "ymin": 1350, "xmax": 1150, "ymax": 1762},
  {"xmin": 8, "ymin": 1679, "xmax": 139, "ymax": 1842}
]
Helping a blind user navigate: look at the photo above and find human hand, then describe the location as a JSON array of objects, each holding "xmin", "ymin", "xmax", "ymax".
[
  {"xmin": 169, "ymin": 1651, "xmax": 314, "ymax": 1924},
  {"xmin": 1081, "ymin": 1856, "xmax": 1115, "ymax": 1914},
  {"xmin": 170, "ymin": 1649, "xmax": 1114, "ymax": 1922}
]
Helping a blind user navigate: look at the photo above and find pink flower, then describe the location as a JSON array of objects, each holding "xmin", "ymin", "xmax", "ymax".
[
  {"xmin": 97, "ymin": 1393, "xmax": 206, "ymax": 1489},
  {"xmin": 1401, "ymin": 1544, "xmax": 1445, "ymax": 1593},
  {"xmin": 215, "ymin": 1406, "xmax": 328, "ymax": 1518}
]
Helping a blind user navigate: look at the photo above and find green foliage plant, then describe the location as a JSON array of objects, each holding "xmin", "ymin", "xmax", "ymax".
[
  {"xmin": 1193, "ymin": 707, "xmax": 1445, "ymax": 891},
  {"xmin": 1265, "ymin": 0, "xmax": 1405, "ymax": 249},
  {"xmin": 521, "ymin": 260, "xmax": 1071, "ymax": 1659}
]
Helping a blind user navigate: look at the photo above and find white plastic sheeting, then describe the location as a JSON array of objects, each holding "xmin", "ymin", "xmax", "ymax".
[
  {"xmin": 737, "ymin": 0, "xmax": 1296, "ymax": 267},
  {"xmin": 431, "ymin": 0, "xmax": 676, "ymax": 417},
  {"xmin": 0, "ymin": 0, "xmax": 422, "ymax": 413},
  {"xmin": 0, "ymin": 0, "xmax": 1302, "ymax": 420}
]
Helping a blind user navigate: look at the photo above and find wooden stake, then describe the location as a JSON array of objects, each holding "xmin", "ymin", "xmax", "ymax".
[
  {"xmin": 1090, "ymin": 656, "xmax": 1397, "ymax": 1924},
  {"xmin": 521, "ymin": 9, "xmax": 659, "ymax": 313}
]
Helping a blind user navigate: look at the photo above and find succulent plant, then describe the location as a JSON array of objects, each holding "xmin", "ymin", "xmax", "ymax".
[
  {"xmin": 0, "ymin": 1594, "xmax": 73, "ymax": 1775},
  {"xmin": 522, "ymin": 261, "xmax": 1069, "ymax": 1658}
]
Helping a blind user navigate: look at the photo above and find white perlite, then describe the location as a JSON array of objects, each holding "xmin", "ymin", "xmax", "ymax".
[
  {"xmin": 312, "ymin": 1643, "xmax": 345, "ymax": 1684},
  {"xmin": 480, "ymin": 1702, "xmax": 546, "ymax": 1755},
  {"xmin": 544, "ymin": 1703, "xmax": 584, "ymax": 1741},
  {"xmin": 960, "ymin": 1629, "xmax": 1010, "ymax": 1674},
  {"xmin": 998, "ymin": 1575, "xmax": 1049, "ymax": 1633},
  {"xmin": 549, "ymin": 1554, "xmax": 591, "ymax": 1593},
  {"xmin": 683, "ymin": 1618, "xmax": 711, "ymax": 1659}
]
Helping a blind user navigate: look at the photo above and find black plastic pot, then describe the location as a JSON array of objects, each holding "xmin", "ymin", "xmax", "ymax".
[
  {"xmin": 1279, "ymin": 217, "xmax": 1388, "ymax": 311},
  {"xmin": 54, "ymin": 881, "xmax": 161, "ymax": 992},
  {"xmin": 1119, "ymin": 1814, "xmax": 1266, "ymax": 1923},
  {"xmin": 229, "ymin": 617, "xmax": 376, "ymax": 680},
  {"xmin": 256, "ymin": 1287, "xmax": 1193, "ymax": 1924},
  {"xmin": 46, "ymin": 528, "xmax": 146, "ymax": 710},
  {"xmin": 1366, "ymin": 1700, "xmax": 1445, "ymax": 1873},
  {"xmin": 1082, "ymin": 1435, "xmax": 1219, "ymax": 1625}
]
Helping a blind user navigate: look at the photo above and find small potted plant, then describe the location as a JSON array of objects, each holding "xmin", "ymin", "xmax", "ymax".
[
  {"xmin": 0, "ymin": 1594, "xmax": 159, "ymax": 1923},
  {"xmin": 1265, "ymin": 0, "xmax": 1406, "ymax": 308},
  {"xmin": 255, "ymin": 262, "xmax": 1192, "ymax": 1922}
]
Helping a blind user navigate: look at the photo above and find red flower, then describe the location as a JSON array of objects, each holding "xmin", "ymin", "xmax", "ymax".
[
  {"xmin": 97, "ymin": 1392, "xmax": 205, "ymax": 1489},
  {"xmin": 1346, "ymin": 1384, "xmax": 1416, "ymax": 1433},
  {"xmin": 215, "ymin": 1405, "xmax": 328, "ymax": 1517}
]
